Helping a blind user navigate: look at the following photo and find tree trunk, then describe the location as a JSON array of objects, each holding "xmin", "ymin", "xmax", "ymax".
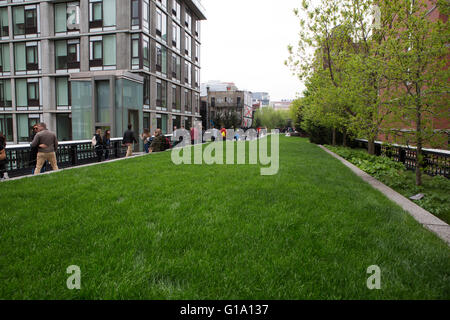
[
  {"xmin": 332, "ymin": 127, "xmax": 336, "ymax": 146},
  {"xmin": 368, "ymin": 138, "xmax": 375, "ymax": 155},
  {"xmin": 415, "ymin": 111, "xmax": 423, "ymax": 186},
  {"xmin": 342, "ymin": 129, "xmax": 347, "ymax": 147}
]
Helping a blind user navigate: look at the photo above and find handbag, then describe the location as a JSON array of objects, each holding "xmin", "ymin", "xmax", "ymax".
[{"xmin": 91, "ymin": 136, "xmax": 97, "ymax": 147}]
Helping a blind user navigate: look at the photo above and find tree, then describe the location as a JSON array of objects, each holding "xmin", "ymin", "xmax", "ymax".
[
  {"xmin": 379, "ymin": 0, "xmax": 449, "ymax": 185},
  {"xmin": 254, "ymin": 107, "xmax": 291, "ymax": 130}
]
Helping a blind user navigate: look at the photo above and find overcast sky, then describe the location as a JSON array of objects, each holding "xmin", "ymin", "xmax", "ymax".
[{"xmin": 200, "ymin": 0, "xmax": 305, "ymax": 101}]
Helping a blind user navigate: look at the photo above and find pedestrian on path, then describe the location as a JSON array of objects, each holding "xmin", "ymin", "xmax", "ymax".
[
  {"xmin": 31, "ymin": 123, "xmax": 59, "ymax": 174},
  {"xmin": 103, "ymin": 130, "xmax": 111, "ymax": 160},
  {"xmin": 30, "ymin": 125, "xmax": 46, "ymax": 174},
  {"xmin": 123, "ymin": 124, "xmax": 138, "ymax": 157},
  {"xmin": 94, "ymin": 128, "xmax": 104, "ymax": 162},
  {"xmin": 0, "ymin": 132, "xmax": 8, "ymax": 180}
]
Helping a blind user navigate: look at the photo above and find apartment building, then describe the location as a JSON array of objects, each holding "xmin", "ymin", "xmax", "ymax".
[{"xmin": 0, "ymin": 0, "xmax": 206, "ymax": 144}]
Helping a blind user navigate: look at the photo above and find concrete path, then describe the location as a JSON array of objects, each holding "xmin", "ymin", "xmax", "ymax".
[{"xmin": 319, "ymin": 145, "xmax": 450, "ymax": 246}]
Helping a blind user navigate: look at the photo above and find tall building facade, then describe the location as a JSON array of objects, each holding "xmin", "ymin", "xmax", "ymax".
[{"xmin": 0, "ymin": 0, "xmax": 206, "ymax": 144}]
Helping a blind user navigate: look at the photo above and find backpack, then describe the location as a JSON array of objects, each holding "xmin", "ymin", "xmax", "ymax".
[
  {"xmin": 91, "ymin": 136, "xmax": 97, "ymax": 147},
  {"xmin": 162, "ymin": 136, "xmax": 171, "ymax": 151}
]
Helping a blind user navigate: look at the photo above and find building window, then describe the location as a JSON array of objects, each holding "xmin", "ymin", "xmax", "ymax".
[
  {"xmin": 143, "ymin": 75, "xmax": 150, "ymax": 106},
  {"xmin": 184, "ymin": 89, "xmax": 191, "ymax": 113},
  {"xmin": 89, "ymin": 0, "xmax": 116, "ymax": 29},
  {"xmin": 0, "ymin": 43, "xmax": 10, "ymax": 73},
  {"xmin": 56, "ymin": 39, "xmax": 80, "ymax": 70},
  {"xmin": 195, "ymin": 67, "xmax": 200, "ymax": 88},
  {"xmin": 17, "ymin": 113, "xmax": 40, "ymax": 143},
  {"xmin": 0, "ymin": 79, "xmax": 12, "ymax": 108},
  {"xmin": 195, "ymin": 19, "xmax": 200, "ymax": 38},
  {"xmin": 156, "ymin": 79, "xmax": 167, "ymax": 109},
  {"xmin": 185, "ymin": 34, "xmax": 191, "ymax": 57},
  {"xmin": 89, "ymin": 35, "xmax": 116, "ymax": 68},
  {"xmin": 14, "ymin": 42, "xmax": 39, "ymax": 73},
  {"xmin": 156, "ymin": 9, "xmax": 167, "ymax": 43},
  {"xmin": 156, "ymin": 113, "xmax": 168, "ymax": 134},
  {"xmin": 0, "ymin": 114, "xmax": 13, "ymax": 141},
  {"xmin": 172, "ymin": 85, "xmax": 180, "ymax": 111},
  {"xmin": 56, "ymin": 77, "xmax": 70, "ymax": 108},
  {"xmin": 184, "ymin": 61, "xmax": 191, "ymax": 85},
  {"xmin": 56, "ymin": 113, "xmax": 72, "ymax": 141},
  {"xmin": 131, "ymin": 34, "xmax": 140, "ymax": 67},
  {"xmin": 156, "ymin": 0, "xmax": 167, "ymax": 10},
  {"xmin": 16, "ymin": 78, "xmax": 40, "ymax": 108},
  {"xmin": 194, "ymin": 93, "xmax": 200, "ymax": 114},
  {"xmin": 13, "ymin": 6, "xmax": 38, "ymax": 37},
  {"xmin": 172, "ymin": 0, "xmax": 181, "ymax": 22},
  {"xmin": 185, "ymin": 9, "xmax": 191, "ymax": 30},
  {"xmin": 172, "ymin": 24, "xmax": 180, "ymax": 50},
  {"xmin": 143, "ymin": 112, "xmax": 150, "ymax": 130},
  {"xmin": 195, "ymin": 42, "xmax": 199, "ymax": 63},
  {"xmin": 156, "ymin": 43, "xmax": 167, "ymax": 75},
  {"xmin": 131, "ymin": 0, "xmax": 140, "ymax": 27},
  {"xmin": 55, "ymin": 2, "xmax": 80, "ymax": 33},
  {"xmin": 0, "ymin": 7, "xmax": 9, "ymax": 38}
]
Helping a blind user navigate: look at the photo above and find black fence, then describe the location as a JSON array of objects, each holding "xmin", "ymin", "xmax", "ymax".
[
  {"xmin": 354, "ymin": 139, "xmax": 449, "ymax": 178},
  {"xmin": 4, "ymin": 138, "xmax": 128, "ymax": 178}
]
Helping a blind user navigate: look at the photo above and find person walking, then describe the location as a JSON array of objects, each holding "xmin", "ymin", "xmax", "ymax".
[
  {"xmin": 0, "ymin": 132, "xmax": 8, "ymax": 180},
  {"xmin": 30, "ymin": 125, "xmax": 46, "ymax": 174},
  {"xmin": 149, "ymin": 129, "xmax": 164, "ymax": 153},
  {"xmin": 31, "ymin": 123, "xmax": 59, "ymax": 174},
  {"xmin": 94, "ymin": 128, "xmax": 104, "ymax": 162},
  {"xmin": 103, "ymin": 130, "xmax": 111, "ymax": 160},
  {"xmin": 123, "ymin": 124, "xmax": 138, "ymax": 157},
  {"xmin": 141, "ymin": 129, "xmax": 151, "ymax": 154}
]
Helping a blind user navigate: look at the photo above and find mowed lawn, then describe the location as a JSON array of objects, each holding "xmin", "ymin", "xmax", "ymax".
[{"xmin": 0, "ymin": 136, "xmax": 449, "ymax": 299}]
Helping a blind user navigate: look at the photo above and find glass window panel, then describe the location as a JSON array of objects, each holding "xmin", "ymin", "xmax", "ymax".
[
  {"xmin": 2, "ymin": 44, "xmax": 10, "ymax": 72},
  {"xmin": 103, "ymin": 35, "xmax": 115, "ymax": 65},
  {"xmin": 56, "ymin": 113, "xmax": 71, "ymax": 141},
  {"xmin": 13, "ymin": 7, "xmax": 25, "ymax": 35},
  {"xmin": 28, "ymin": 83, "xmax": 38, "ymax": 100},
  {"xmin": 55, "ymin": 40, "xmax": 67, "ymax": 69},
  {"xmin": 96, "ymin": 80, "xmax": 111, "ymax": 123},
  {"xmin": 4, "ymin": 79, "xmax": 11, "ymax": 101},
  {"xmin": 26, "ymin": 46, "xmax": 36, "ymax": 64},
  {"xmin": 92, "ymin": 41, "xmax": 102, "ymax": 59},
  {"xmin": 56, "ymin": 77, "xmax": 69, "ymax": 106},
  {"xmin": 15, "ymin": 79, "xmax": 27, "ymax": 106},
  {"xmin": 161, "ymin": 46, "xmax": 167, "ymax": 75},
  {"xmin": 55, "ymin": 3, "xmax": 67, "ymax": 33},
  {"xmin": 14, "ymin": 43, "xmax": 26, "ymax": 71},
  {"xmin": 17, "ymin": 114, "xmax": 29, "ymax": 142},
  {"xmin": 93, "ymin": 2, "xmax": 102, "ymax": 20},
  {"xmin": 0, "ymin": 8, "xmax": 8, "ymax": 37},
  {"xmin": 103, "ymin": 0, "xmax": 116, "ymax": 27}
]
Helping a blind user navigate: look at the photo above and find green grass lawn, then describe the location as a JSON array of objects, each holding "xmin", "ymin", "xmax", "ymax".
[{"xmin": 0, "ymin": 136, "xmax": 449, "ymax": 299}]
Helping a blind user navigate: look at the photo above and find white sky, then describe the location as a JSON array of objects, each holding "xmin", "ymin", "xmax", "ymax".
[{"xmin": 200, "ymin": 0, "xmax": 305, "ymax": 101}]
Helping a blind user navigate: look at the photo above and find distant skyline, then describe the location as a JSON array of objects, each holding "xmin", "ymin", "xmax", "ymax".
[{"xmin": 200, "ymin": 0, "xmax": 305, "ymax": 101}]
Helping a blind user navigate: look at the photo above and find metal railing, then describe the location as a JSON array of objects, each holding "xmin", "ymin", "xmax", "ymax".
[
  {"xmin": 4, "ymin": 138, "xmax": 128, "ymax": 178},
  {"xmin": 354, "ymin": 139, "xmax": 449, "ymax": 178}
]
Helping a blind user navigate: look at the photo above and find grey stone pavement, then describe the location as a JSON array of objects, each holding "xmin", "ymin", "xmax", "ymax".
[{"xmin": 319, "ymin": 145, "xmax": 450, "ymax": 246}]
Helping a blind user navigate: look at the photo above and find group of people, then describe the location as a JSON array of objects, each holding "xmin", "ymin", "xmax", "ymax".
[
  {"xmin": 92, "ymin": 128, "xmax": 112, "ymax": 162},
  {"xmin": 122, "ymin": 124, "xmax": 170, "ymax": 157}
]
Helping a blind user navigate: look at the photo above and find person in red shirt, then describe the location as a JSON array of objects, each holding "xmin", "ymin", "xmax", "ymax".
[{"xmin": 220, "ymin": 127, "xmax": 227, "ymax": 141}]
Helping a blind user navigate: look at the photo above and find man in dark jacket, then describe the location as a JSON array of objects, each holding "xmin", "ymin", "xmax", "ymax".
[
  {"xmin": 149, "ymin": 129, "xmax": 164, "ymax": 153},
  {"xmin": 31, "ymin": 122, "xmax": 59, "ymax": 174},
  {"xmin": 123, "ymin": 124, "xmax": 138, "ymax": 157}
]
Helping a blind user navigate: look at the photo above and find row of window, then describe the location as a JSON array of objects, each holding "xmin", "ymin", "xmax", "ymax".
[
  {"xmin": 0, "ymin": 76, "xmax": 200, "ymax": 113},
  {"xmin": 0, "ymin": 0, "xmax": 200, "ymax": 40},
  {"xmin": 0, "ymin": 36, "xmax": 199, "ymax": 84}
]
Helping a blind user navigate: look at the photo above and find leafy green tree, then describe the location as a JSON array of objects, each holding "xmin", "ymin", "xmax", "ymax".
[{"xmin": 378, "ymin": 0, "xmax": 449, "ymax": 185}]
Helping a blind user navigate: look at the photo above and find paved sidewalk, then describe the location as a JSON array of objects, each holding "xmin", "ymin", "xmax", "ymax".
[{"xmin": 319, "ymin": 145, "xmax": 450, "ymax": 246}]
